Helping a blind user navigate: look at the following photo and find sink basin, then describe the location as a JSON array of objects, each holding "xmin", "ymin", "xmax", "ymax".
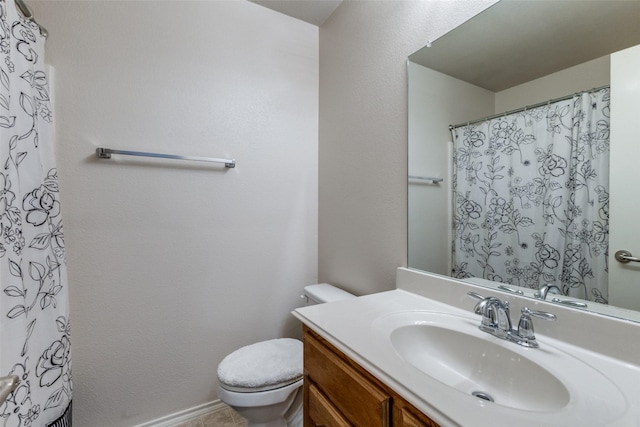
[
  {"xmin": 372, "ymin": 310, "xmax": 626, "ymax": 418},
  {"xmin": 391, "ymin": 322, "xmax": 569, "ymax": 411}
]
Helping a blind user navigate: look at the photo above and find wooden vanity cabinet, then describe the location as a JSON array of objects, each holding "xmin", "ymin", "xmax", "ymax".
[
  {"xmin": 392, "ymin": 401, "xmax": 441, "ymax": 427},
  {"xmin": 303, "ymin": 326, "xmax": 440, "ymax": 427}
]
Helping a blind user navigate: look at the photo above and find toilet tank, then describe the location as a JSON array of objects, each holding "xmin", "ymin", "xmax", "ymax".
[{"xmin": 303, "ymin": 283, "xmax": 355, "ymax": 305}]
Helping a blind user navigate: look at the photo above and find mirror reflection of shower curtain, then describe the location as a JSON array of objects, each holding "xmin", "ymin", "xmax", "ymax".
[
  {"xmin": 451, "ymin": 88, "xmax": 610, "ymax": 302},
  {"xmin": 0, "ymin": 2, "xmax": 72, "ymax": 425}
]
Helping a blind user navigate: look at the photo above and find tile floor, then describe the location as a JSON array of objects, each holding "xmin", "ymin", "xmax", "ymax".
[{"xmin": 173, "ymin": 406, "xmax": 246, "ymax": 427}]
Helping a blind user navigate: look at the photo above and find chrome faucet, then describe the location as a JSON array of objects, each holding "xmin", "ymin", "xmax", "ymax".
[
  {"xmin": 534, "ymin": 284, "xmax": 561, "ymax": 300},
  {"xmin": 473, "ymin": 295, "xmax": 512, "ymax": 339},
  {"xmin": 467, "ymin": 292, "xmax": 556, "ymax": 348}
]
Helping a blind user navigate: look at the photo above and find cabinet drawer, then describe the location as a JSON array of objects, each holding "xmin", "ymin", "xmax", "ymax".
[
  {"xmin": 304, "ymin": 332, "xmax": 390, "ymax": 427},
  {"xmin": 308, "ymin": 383, "xmax": 352, "ymax": 427}
]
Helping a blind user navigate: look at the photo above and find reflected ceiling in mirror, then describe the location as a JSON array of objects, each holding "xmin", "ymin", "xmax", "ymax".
[{"xmin": 409, "ymin": 0, "xmax": 640, "ymax": 92}]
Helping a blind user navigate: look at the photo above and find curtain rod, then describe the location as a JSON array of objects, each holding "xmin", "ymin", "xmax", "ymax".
[
  {"xmin": 449, "ymin": 85, "xmax": 610, "ymax": 131},
  {"xmin": 14, "ymin": 0, "xmax": 47, "ymax": 38}
]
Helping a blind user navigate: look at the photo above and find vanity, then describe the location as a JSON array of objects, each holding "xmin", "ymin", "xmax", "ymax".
[
  {"xmin": 303, "ymin": 327, "xmax": 438, "ymax": 426},
  {"xmin": 293, "ymin": 268, "xmax": 640, "ymax": 426}
]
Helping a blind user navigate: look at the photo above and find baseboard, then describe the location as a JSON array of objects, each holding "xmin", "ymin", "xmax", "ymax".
[{"xmin": 132, "ymin": 400, "xmax": 227, "ymax": 427}]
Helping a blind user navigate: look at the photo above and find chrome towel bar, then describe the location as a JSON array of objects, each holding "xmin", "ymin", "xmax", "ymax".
[
  {"xmin": 614, "ymin": 250, "xmax": 640, "ymax": 264},
  {"xmin": 96, "ymin": 147, "xmax": 235, "ymax": 168},
  {"xmin": 409, "ymin": 175, "xmax": 443, "ymax": 184}
]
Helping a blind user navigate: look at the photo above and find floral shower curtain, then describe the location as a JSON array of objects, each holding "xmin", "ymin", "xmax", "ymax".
[
  {"xmin": 451, "ymin": 88, "xmax": 610, "ymax": 302},
  {"xmin": 0, "ymin": 2, "xmax": 72, "ymax": 426}
]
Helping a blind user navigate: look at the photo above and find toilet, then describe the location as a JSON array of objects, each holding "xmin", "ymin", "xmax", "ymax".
[{"xmin": 216, "ymin": 283, "xmax": 355, "ymax": 427}]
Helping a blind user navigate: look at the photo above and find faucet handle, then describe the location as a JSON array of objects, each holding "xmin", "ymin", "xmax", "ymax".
[
  {"xmin": 467, "ymin": 291, "xmax": 485, "ymax": 301},
  {"xmin": 467, "ymin": 292, "xmax": 499, "ymax": 317},
  {"xmin": 467, "ymin": 291, "xmax": 486, "ymax": 315},
  {"xmin": 466, "ymin": 291, "xmax": 505, "ymax": 310},
  {"xmin": 515, "ymin": 307, "xmax": 556, "ymax": 348},
  {"xmin": 523, "ymin": 307, "xmax": 557, "ymax": 321}
]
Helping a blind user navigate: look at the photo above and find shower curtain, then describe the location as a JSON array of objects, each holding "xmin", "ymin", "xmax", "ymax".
[
  {"xmin": 451, "ymin": 88, "xmax": 610, "ymax": 302},
  {"xmin": 0, "ymin": 2, "xmax": 72, "ymax": 426}
]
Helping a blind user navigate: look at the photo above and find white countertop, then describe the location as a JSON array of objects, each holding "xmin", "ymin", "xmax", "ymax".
[{"xmin": 293, "ymin": 286, "xmax": 640, "ymax": 426}]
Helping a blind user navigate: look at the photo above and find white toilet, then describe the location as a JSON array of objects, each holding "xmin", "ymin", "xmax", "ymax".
[{"xmin": 216, "ymin": 283, "xmax": 355, "ymax": 427}]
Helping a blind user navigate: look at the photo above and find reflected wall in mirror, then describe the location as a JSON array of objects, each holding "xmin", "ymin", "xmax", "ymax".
[{"xmin": 407, "ymin": 0, "xmax": 640, "ymax": 321}]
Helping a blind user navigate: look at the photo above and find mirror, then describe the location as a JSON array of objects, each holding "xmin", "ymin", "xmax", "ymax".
[{"xmin": 407, "ymin": 0, "xmax": 640, "ymax": 322}]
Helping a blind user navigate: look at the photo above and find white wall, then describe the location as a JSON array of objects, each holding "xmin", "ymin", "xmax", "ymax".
[
  {"xmin": 408, "ymin": 63, "xmax": 494, "ymax": 274},
  {"xmin": 318, "ymin": 1, "xmax": 496, "ymax": 294},
  {"xmin": 31, "ymin": 2, "xmax": 318, "ymax": 426},
  {"xmin": 496, "ymin": 55, "xmax": 610, "ymax": 112}
]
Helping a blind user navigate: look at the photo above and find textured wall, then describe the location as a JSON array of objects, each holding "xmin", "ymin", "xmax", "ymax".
[
  {"xmin": 495, "ymin": 56, "xmax": 610, "ymax": 111},
  {"xmin": 407, "ymin": 62, "xmax": 494, "ymax": 274},
  {"xmin": 31, "ymin": 2, "xmax": 318, "ymax": 426},
  {"xmin": 318, "ymin": 0, "xmax": 496, "ymax": 295}
]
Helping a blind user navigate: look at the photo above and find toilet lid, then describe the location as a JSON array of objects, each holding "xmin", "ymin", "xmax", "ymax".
[{"xmin": 217, "ymin": 338, "xmax": 303, "ymax": 390}]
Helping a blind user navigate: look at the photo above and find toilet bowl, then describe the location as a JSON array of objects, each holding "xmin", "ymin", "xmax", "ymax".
[
  {"xmin": 217, "ymin": 338, "xmax": 303, "ymax": 427},
  {"xmin": 217, "ymin": 378, "xmax": 303, "ymax": 427},
  {"xmin": 216, "ymin": 284, "xmax": 355, "ymax": 427}
]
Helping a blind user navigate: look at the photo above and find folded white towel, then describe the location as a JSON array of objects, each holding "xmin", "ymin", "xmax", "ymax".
[{"xmin": 217, "ymin": 338, "xmax": 303, "ymax": 389}]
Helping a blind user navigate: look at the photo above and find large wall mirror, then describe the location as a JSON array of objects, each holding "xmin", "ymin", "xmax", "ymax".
[{"xmin": 408, "ymin": 0, "xmax": 640, "ymax": 321}]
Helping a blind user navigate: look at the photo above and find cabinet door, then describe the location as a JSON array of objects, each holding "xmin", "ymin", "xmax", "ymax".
[
  {"xmin": 304, "ymin": 332, "xmax": 390, "ymax": 426},
  {"xmin": 307, "ymin": 383, "xmax": 352, "ymax": 427},
  {"xmin": 395, "ymin": 405, "xmax": 441, "ymax": 427}
]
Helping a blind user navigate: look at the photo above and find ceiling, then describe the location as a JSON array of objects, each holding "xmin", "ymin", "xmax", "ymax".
[
  {"xmin": 249, "ymin": 0, "xmax": 342, "ymax": 26},
  {"xmin": 409, "ymin": 0, "xmax": 640, "ymax": 92},
  {"xmin": 250, "ymin": 0, "xmax": 640, "ymax": 91}
]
